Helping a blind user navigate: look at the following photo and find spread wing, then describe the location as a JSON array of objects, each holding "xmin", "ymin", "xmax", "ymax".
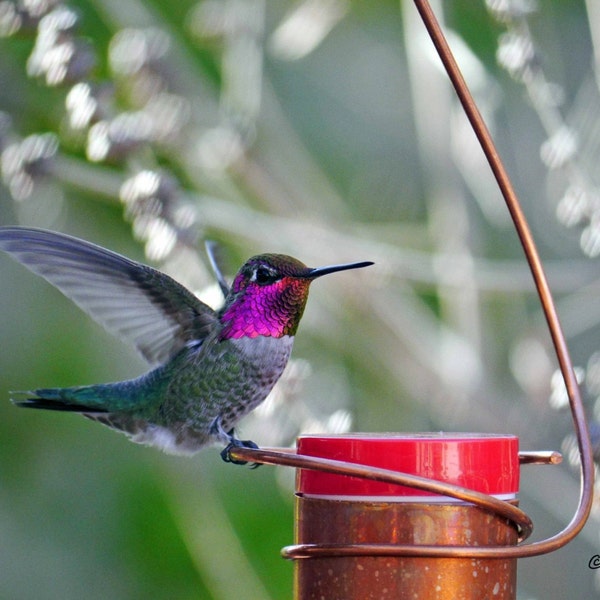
[{"xmin": 0, "ymin": 227, "xmax": 219, "ymax": 366}]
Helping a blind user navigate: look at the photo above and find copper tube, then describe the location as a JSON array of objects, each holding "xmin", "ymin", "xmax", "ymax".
[{"xmin": 519, "ymin": 451, "xmax": 563, "ymax": 465}]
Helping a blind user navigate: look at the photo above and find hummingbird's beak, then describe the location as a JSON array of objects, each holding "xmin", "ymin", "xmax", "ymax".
[{"xmin": 307, "ymin": 260, "xmax": 374, "ymax": 279}]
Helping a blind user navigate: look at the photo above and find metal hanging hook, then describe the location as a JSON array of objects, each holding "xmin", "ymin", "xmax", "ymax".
[
  {"xmin": 410, "ymin": 0, "xmax": 595, "ymax": 557},
  {"xmin": 229, "ymin": 0, "xmax": 594, "ymax": 561}
]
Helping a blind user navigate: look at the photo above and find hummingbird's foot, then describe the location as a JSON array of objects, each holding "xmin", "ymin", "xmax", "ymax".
[
  {"xmin": 220, "ymin": 434, "xmax": 261, "ymax": 468},
  {"xmin": 210, "ymin": 417, "xmax": 261, "ymax": 468}
]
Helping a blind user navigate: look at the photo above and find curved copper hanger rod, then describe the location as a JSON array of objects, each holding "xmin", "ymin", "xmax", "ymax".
[
  {"xmin": 410, "ymin": 0, "xmax": 595, "ymax": 557},
  {"xmin": 230, "ymin": 0, "xmax": 594, "ymax": 559}
]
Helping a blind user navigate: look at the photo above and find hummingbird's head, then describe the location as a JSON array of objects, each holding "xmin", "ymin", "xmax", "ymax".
[{"xmin": 218, "ymin": 254, "xmax": 373, "ymax": 340}]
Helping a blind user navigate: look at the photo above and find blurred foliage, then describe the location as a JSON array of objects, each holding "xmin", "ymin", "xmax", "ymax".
[{"xmin": 0, "ymin": 0, "xmax": 600, "ymax": 598}]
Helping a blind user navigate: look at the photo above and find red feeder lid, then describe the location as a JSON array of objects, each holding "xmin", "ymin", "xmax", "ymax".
[{"xmin": 297, "ymin": 433, "xmax": 519, "ymax": 499}]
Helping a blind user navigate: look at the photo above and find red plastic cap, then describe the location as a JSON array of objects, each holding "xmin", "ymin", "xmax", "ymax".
[{"xmin": 297, "ymin": 433, "xmax": 519, "ymax": 498}]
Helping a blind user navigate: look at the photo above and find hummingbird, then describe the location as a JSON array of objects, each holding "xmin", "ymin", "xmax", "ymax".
[{"xmin": 0, "ymin": 226, "xmax": 372, "ymax": 461}]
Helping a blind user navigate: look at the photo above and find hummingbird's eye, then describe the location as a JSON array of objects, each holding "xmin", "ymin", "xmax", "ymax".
[{"xmin": 254, "ymin": 265, "xmax": 279, "ymax": 285}]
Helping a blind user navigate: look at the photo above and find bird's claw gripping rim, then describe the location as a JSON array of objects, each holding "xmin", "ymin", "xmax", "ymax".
[
  {"xmin": 220, "ymin": 437, "xmax": 261, "ymax": 468},
  {"xmin": 211, "ymin": 416, "xmax": 261, "ymax": 468}
]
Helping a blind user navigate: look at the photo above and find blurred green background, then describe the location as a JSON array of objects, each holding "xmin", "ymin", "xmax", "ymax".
[{"xmin": 1, "ymin": 0, "xmax": 600, "ymax": 598}]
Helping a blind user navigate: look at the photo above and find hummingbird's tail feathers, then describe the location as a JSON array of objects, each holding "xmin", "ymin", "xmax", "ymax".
[
  {"xmin": 12, "ymin": 396, "xmax": 109, "ymax": 412},
  {"xmin": 10, "ymin": 387, "xmax": 110, "ymax": 413}
]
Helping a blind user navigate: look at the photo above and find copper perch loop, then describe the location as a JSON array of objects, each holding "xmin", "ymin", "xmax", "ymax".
[{"xmin": 229, "ymin": 446, "xmax": 533, "ymax": 541}]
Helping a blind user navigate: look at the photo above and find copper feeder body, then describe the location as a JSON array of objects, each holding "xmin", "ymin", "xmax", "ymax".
[{"xmin": 295, "ymin": 495, "xmax": 518, "ymax": 600}]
